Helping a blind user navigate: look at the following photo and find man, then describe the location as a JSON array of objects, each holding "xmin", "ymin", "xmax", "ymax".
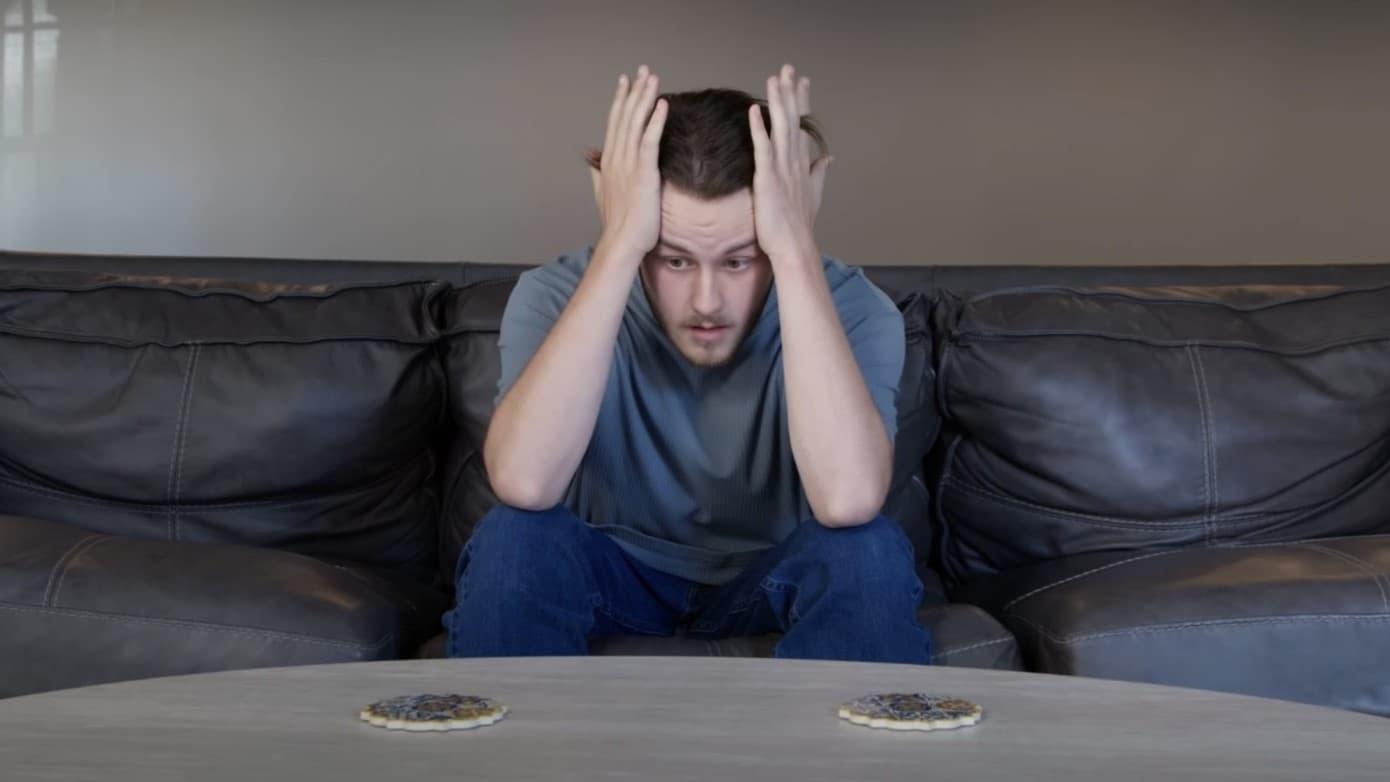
[{"xmin": 443, "ymin": 64, "xmax": 932, "ymax": 663}]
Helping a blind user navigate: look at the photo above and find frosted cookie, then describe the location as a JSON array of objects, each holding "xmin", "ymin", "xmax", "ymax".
[
  {"xmin": 837, "ymin": 693, "xmax": 983, "ymax": 731},
  {"xmin": 359, "ymin": 694, "xmax": 507, "ymax": 732}
]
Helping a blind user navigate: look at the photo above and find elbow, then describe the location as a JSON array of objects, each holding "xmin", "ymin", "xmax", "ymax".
[
  {"xmin": 483, "ymin": 444, "xmax": 563, "ymax": 512},
  {"xmin": 810, "ymin": 453, "xmax": 893, "ymax": 528},
  {"xmin": 811, "ymin": 488, "xmax": 888, "ymax": 529},
  {"xmin": 487, "ymin": 467, "xmax": 561, "ymax": 512}
]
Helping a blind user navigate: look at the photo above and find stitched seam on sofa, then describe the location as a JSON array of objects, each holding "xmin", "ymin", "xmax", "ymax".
[
  {"xmin": 943, "ymin": 475, "xmax": 1321, "ymax": 532},
  {"xmin": 1009, "ymin": 612, "xmax": 1390, "ymax": 646},
  {"xmin": 0, "ymin": 600, "xmax": 396, "ymax": 653},
  {"xmin": 930, "ymin": 635, "xmax": 1015, "ymax": 662},
  {"xmin": 1218, "ymin": 532, "xmax": 1390, "ymax": 549},
  {"xmin": 0, "ymin": 323, "xmax": 439, "ymax": 349},
  {"xmin": 0, "ymin": 450, "xmax": 424, "ymax": 511},
  {"xmin": 168, "ymin": 344, "xmax": 200, "ymax": 541},
  {"xmin": 940, "ymin": 427, "xmax": 1390, "ymax": 532},
  {"xmin": 1213, "ymin": 450, "xmax": 1390, "ymax": 543},
  {"xmin": 960, "ymin": 283, "xmax": 1390, "ymax": 312},
  {"xmin": 933, "ymin": 433, "xmax": 966, "ymax": 586},
  {"xmin": 1001, "ymin": 550, "xmax": 1184, "ymax": 612},
  {"xmin": 41, "ymin": 534, "xmax": 109, "ymax": 608},
  {"xmin": 948, "ymin": 330, "xmax": 1390, "ymax": 357},
  {"xmin": 1187, "ymin": 345, "xmax": 1215, "ymax": 542},
  {"xmin": 943, "ymin": 477, "xmax": 1209, "ymax": 528},
  {"xmin": 0, "ymin": 278, "xmax": 436, "ymax": 301},
  {"xmin": 1206, "ymin": 429, "xmax": 1390, "ymax": 524},
  {"xmin": 1295, "ymin": 543, "xmax": 1390, "ymax": 612},
  {"xmin": 48, "ymin": 536, "xmax": 120, "ymax": 608},
  {"xmin": 0, "ymin": 475, "xmax": 173, "ymax": 512}
]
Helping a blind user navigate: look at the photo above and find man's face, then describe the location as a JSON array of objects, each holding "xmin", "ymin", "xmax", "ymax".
[{"xmin": 640, "ymin": 186, "xmax": 774, "ymax": 368}]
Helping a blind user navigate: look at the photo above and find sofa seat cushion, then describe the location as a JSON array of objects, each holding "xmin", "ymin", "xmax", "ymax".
[
  {"xmin": 0, "ymin": 270, "xmax": 448, "ymax": 578},
  {"xmin": 419, "ymin": 602, "xmax": 1022, "ymax": 670},
  {"xmin": 0, "ymin": 514, "xmax": 446, "ymax": 698},
  {"xmin": 933, "ymin": 283, "xmax": 1390, "ymax": 584},
  {"xmin": 955, "ymin": 535, "xmax": 1390, "ymax": 715}
]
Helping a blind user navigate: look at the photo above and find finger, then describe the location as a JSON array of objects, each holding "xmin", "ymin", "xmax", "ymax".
[
  {"xmin": 766, "ymin": 75, "xmax": 789, "ymax": 169},
  {"xmin": 625, "ymin": 72, "xmax": 661, "ymax": 169},
  {"xmin": 748, "ymin": 104, "xmax": 772, "ymax": 176},
  {"xmin": 613, "ymin": 65, "xmax": 650, "ymax": 168},
  {"xmin": 627, "ymin": 73, "xmax": 661, "ymax": 165},
  {"xmin": 600, "ymin": 73, "xmax": 628, "ymax": 171},
  {"xmin": 781, "ymin": 65, "xmax": 805, "ymax": 166},
  {"xmin": 796, "ymin": 75, "xmax": 811, "ymax": 116},
  {"xmin": 639, "ymin": 98, "xmax": 668, "ymax": 167}
]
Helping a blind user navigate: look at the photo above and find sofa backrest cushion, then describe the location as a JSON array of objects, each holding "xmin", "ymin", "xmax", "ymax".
[
  {"xmin": 438, "ymin": 278, "xmax": 512, "ymax": 578},
  {"xmin": 0, "ymin": 270, "xmax": 447, "ymax": 578},
  {"xmin": 933, "ymin": 283, "xmax": 1390, "ymax": 584}
]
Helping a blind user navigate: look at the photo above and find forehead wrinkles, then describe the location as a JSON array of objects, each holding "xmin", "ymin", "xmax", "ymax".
[{"xmin": 658, "ymin": 211, "xmax": 753, "ymax": 252}]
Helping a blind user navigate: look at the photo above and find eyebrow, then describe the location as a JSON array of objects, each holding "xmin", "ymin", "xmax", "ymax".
[{"xmin": 657, "ymin": 239, "xmax": 759, "ymax": 256}]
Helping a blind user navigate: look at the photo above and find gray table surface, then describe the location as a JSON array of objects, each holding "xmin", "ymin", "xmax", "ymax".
[{"xmin": 0, "ymin": 656, "xmax": 1386, "ymax": 781}]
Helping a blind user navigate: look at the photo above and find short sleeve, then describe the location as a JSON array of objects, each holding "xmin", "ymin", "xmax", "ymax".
[
  {"xmin": 495, "ymin": 264, "xmax": 579, "ymax": 407},
  {"xmin": 837, "ymin": 274, "xmax": 906, "ymax": 443}
]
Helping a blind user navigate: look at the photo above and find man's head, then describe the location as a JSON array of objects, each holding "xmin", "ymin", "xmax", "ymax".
[{"xmin": 587, "ymin": 88, "xmax": 828, "ymax": 367}]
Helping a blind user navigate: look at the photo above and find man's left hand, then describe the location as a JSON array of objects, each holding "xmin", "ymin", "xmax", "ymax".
[{"xmin": 749, "ymin": 64, "xmax": 833, "ymax": 266}]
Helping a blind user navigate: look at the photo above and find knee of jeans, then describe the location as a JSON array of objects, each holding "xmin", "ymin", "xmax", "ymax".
[
  {"xmin": 455, "ymin": 503, "xmax": 589, "ymax": 591},
  {"xmin": 793, "ymin": 515, "xmax": 917, "ymax": 581}
]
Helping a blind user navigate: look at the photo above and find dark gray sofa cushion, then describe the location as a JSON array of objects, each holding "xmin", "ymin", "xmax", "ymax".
[
  {"xmin": 956, "ymin": 536, "xmax": 1390, "ymax": 715},
  {"xmin": 0, "ymin": 514, "xmax": 445, "ymax": 698},
  {"xmin": 0, "ymin": 270, "xmax": 448, "ymax": 578},
  {"xmin": 933, "ymin": 283, "xmax": 1390, "ymax": 584}
]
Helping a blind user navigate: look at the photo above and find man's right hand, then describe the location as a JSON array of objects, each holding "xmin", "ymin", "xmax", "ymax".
[
  {"xmin": 484, "ymin": 66, "xmax": 667, "ymax": 511},
  {"xmin": 588, "ymin": 65, "xmax": 668, "ymax": 260}
]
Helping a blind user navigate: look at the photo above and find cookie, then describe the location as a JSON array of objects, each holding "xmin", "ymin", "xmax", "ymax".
[
  {"xmin": 837, "ymin": 693, "xmax": 983, "ymax": 731},
  {"xmin": 359, "ymin": 694, "xmax": 507, "ymax": 732}
]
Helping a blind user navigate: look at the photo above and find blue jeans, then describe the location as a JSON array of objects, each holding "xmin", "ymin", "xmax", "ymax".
[{"xmin": 442, "ymin": 504, "xmax": 933, "ymax": 664}]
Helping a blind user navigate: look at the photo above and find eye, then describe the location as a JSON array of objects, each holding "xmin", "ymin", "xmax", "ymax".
[
  {"xmin": 724, "ymin": 258, "xmax": 752, "ymax": 271},
  {"xmin": 663, "ymin": 257, "xmax": 691, "ymax": 270}
]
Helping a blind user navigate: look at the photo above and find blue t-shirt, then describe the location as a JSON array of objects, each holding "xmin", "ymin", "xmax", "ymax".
[{"xmin": 496, "ymin": 245, "xmax": 904, "ymax": 585}]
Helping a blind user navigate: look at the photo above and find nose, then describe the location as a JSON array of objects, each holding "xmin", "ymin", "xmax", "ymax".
[{"xmin": 691, "ymin": 266, "xmax": 723, "ymax": 319}]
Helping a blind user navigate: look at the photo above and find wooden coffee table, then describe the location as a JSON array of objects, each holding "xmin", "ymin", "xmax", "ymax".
[{"xmin": 0, "ymin": 657, "xmax": 1385, "ymax": 780}]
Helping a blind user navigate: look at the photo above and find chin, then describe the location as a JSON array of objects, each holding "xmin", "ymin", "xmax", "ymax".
[
  {"xmin": 678, "ymin": 342, "xmax": 737, "ymax": 368},
  {"xmin": 681, "ymin": 350, "xmax": 734, "ymax": 368}
]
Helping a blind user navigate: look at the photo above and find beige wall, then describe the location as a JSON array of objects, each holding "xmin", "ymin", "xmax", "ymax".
[{"xmin": 1, "ymin": 0, "xmax": 1386, "ymax": 265}]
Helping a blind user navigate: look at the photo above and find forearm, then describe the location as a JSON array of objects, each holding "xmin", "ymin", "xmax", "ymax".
[
  {"xmin": 775, "ymin": 247, "xmax": 893, "ymax": 527},
  {"xmin": 484, "ymin": 240, "xmax": 643, "ymax": 509}
]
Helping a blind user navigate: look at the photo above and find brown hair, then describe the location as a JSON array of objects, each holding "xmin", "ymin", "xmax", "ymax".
[{"xmin": 584, "ymin": 88, "xmax": 829, "ymax": 201}]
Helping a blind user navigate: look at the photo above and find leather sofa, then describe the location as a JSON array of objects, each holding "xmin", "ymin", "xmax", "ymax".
[{"xmin": 0, "ymin": 249, "xmax": 1386, "ymax": 717}]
